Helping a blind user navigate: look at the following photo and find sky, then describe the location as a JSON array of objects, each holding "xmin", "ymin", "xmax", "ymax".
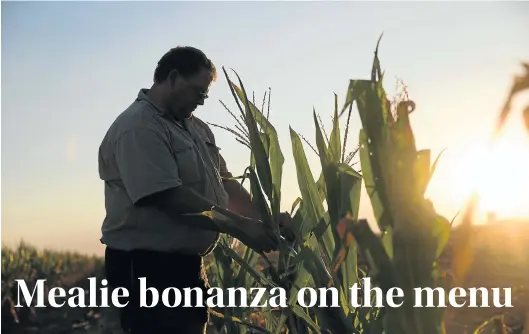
[{"xmin": 2, "ymin": 1, "xmax": 529, "ymax": 255}]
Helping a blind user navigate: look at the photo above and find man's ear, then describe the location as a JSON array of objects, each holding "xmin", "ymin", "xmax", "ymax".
[{"xmin": 168, "ymin": 69, "xmax": 180, "ymax": 86}]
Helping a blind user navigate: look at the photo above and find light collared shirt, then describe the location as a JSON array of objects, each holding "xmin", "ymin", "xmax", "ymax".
[{"xmin": 98, "ymin": 89, "xmax": 230, "ymax": 255}]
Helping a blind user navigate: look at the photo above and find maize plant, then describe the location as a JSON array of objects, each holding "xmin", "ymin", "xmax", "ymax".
[
  {"xmin": 207, "ymin": 36, "xmax": 459, "ymax": 334},
  {"xmin": 203, "ymin": 41, "xmax": 449, "ymax": 332},
  {"xmin": 205, "ymin": 235, "xmax": 273, "ymax": 334},
  {"xmin": 203, "ymin": 60, "xmax": 374, "ymax": 334},
  {"xmin": 334, "ymin": 36, "xmax": 453, "ymax": 334}
]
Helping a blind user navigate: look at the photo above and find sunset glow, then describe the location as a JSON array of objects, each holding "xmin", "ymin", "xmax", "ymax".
[{"xmin": 451, "ymin": 127, "xmax": 529, "ymax": 221}]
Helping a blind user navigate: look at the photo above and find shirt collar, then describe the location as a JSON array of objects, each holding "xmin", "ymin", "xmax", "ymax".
[
  {"xmin": 136, "ymin": 88, "xmax": 196, "ymax": 124},
  {"xmin": 136, "ymin": 89, "xmax": 165, "ymax": 115}
]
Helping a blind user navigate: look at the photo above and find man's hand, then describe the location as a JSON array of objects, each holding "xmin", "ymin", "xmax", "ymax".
[
  {"xmin": 231, "ymin": 216, "xmax": 280, "ymax": 253},
  {"xmin": 278, "ymin": 212, "xmax": 296, "ymax": 242}
]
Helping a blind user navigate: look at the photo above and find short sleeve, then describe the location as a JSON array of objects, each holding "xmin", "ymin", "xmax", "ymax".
[
  {"xmin": 114, "ymin": 126, "xmax": 182, "ymax": 204},
  {"xmin": 218, "ymin": 153, "xmax": 232, "ymax": 179}
]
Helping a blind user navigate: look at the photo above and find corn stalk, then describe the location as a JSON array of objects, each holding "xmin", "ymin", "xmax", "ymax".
[
  {"xmin": 337, "ymin": 36, "xmax": 452, "ymax": 334},
  {"xmin": 206, "ymin": 61, "xmax": 370, "ymax": 333},
  {"xmin": 208, "ymin": 37, "xmax": 528, "ymax": 334}
]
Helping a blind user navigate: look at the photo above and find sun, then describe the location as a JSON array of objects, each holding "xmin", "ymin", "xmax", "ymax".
[{"xmin": 451, "ymin": 128, "xmax": 529, "ymax": 222}]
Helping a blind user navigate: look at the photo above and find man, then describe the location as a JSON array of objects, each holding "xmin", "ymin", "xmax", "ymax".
[{"xmin": 98, "ymin": 46, "xmax": 284, "ymax": 334}]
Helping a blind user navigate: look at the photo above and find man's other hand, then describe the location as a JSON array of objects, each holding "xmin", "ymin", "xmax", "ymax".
[
  {"xmin": 233, "ymin": 217, "xmax": 280, "ymax": 253},
  {"xmin": 278, "ymin": 212, "xmax": 295, "ymax": 242}
]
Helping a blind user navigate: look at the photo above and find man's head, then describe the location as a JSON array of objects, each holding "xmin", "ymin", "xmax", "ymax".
[{"xmin": 153, "ymin": 46, "xmax": 217, "ymax": 119}]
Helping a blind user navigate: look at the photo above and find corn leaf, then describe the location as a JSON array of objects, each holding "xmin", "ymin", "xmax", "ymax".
[
  {"xmin": 210, "ymin": 309, "xmax": 271, "ymax": 334},
  {"xmin": 290, "ymin": 126, "xmax": 334, "ymax": 261},
  {"xmin": 218, "ymin": 243, "xmax": 277, "ymax": 289},
  {"xmin": 415, "ymin": 149, "xmax": 431, "ymax": 196},
  {"xmin": 247, "ymin": 166, "xmax": 273, "ymax": 228},
  {"xmin": 223, "ymin": 68, "xmax": 274, "ymax": 200},
  {"xmin": 350, "ymin": 219, "xmax": 394, "ymax": 292},
  {"xmin": 329, "ymin": 94, "xmax": 341, "ymax": 162},
  {"xmin": 230, "ymin": 82, "xmax": 284, "ymax": 223},
  {"xmin": 359, "ymin": 129, "xmax": 387, "ymax": 229}
]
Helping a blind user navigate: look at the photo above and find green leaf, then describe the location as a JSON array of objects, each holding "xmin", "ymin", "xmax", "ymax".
[
  {"xmin": 430, "ymin": 149, "xmax": 446, "ymax": 184},
  {"xmin": 340, "ymin": 79, "xmax": 364, "ymax": 118},
  {"xmin": 335, "ymin": 163, "xmax": 362, "ymax": 221},
  {"xmin": 359, "ymin": 130, "xmax": 387, "ymax": 230},
  {"xmin": 284, "ymin": 244, "xmax": 321, "ymax": 330},
  {"xmin": 290, "ymin": 304, "xmax": 322, "ymax": 334},
  {"xmin": 350, "ymin": 219, "xmax": 394, "ymax": 292},
  {"xmin": 223, "ymin": 68, "xmax": 274, "ymax": 200},
  {"xmin": 329, "ymin": 93, "xmax": 341, "ymax": 163},
  {"xmin": 433, "ymin": 215, "xmax": 451, "ymax": 259},
  {"xmin": 353, "ymin": 77, "xmax": 393, "ymax": 233},
  {"xmin": 210, "ymin": 310, "xmax": 271, "ymax": 333},
  {"xmin": 230, "ymin": 81, "xmax": 285, "ymax": 223},
  {"xmin": 235, "ymin": 244, "xmax": 259, "ymax": 289},
  {"xmin": 371, "ymin": 33, "xmax": 385, "ymax": 83},
  {"xmin": 415, "ymin": 149, "xmax": 431, "ymax": 195},
  {"xmin": 247, "ymin": 166, "xmax": 273, "ymax": 228},
  {"xmin": 218, "ymin": 243, "xmax": 277, "ymax": 289},
  {"xmin": 316, "ymin": 172, "xmax": 327, "ymax": 199},
  {"xmin": 392, "ymin": 100, "xmax": 418, "ymax": 167},
  {"xmin": 274, "ymin": 314, "xmax": 289, "ymax": 334},
  {"xmin": 314, "ymin": 111, "xmax": 330, "ymax": 165},
  {"xmin": 290, "ymin": 197, "xmax": 302, "ymax": 215},
  {"xmin": 313, "ymin": 111, "xmax": 339, "ymax": 229},
  {"xmin": 334, "ymin": 163, "xmax": 362, "ymax": 293},
  {"xmin": 290, "ymin": 126, "xmax": 333, "ymax": 261}
]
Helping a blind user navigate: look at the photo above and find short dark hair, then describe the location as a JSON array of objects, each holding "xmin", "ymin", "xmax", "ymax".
[{"xmin": 153, "ymin": 46, "xmax": 217, "ymax": 83}]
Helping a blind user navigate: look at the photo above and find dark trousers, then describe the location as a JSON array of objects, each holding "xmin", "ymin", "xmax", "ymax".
[{"xmin": 104, "ymin": 247, "xmax": 209, "ymax": 334}]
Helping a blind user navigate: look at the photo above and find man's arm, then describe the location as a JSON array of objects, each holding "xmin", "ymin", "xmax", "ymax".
[
  {"xmin": 135, "ymin": 181, "xmax": 281, "ymax": 252},
  {"xmin": 115, "ymin": 126, "xmax": 244, "ymax": 232},
  {"xmin": 136, "ymin": 184, "xmax": 245, "ymax": 237},
  {"xmin": 223, "ymin": 179, "xmax": 262, "ymax": 219},
  {"xmin": 219, "ymin": 153, "xmax": 295, "ymax": 241},
  {"xmin": 114, "ymin": 126, "xmax": 278, "ymax": 251}
]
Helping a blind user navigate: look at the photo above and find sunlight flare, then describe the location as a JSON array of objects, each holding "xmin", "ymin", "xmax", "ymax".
[{"xmin": 452, "ymin": 127, "xmax": 529, "ymax": 221}]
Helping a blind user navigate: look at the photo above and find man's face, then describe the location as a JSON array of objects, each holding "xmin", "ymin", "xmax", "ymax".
[{"xmin": 168, "ymin": 68, "xmax": 212, "ymax": 119}]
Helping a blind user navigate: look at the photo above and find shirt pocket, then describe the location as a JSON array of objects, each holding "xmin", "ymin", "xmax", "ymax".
[
  {"xmin": 171, "ymin": 140, "xmax": 204, "ymax": 186},
  {"xmin": 205, "ymin": 141, "xmax": 221, "ymax": 171}
]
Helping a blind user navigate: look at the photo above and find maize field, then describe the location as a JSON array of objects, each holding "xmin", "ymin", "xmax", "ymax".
[
  {"xmin": 2, "ymin": 40, "xmax": 529, "ymax": 334},
  {"xmin": 2, "ymin": 241, "xmax": 104, "ymax": 333}
]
